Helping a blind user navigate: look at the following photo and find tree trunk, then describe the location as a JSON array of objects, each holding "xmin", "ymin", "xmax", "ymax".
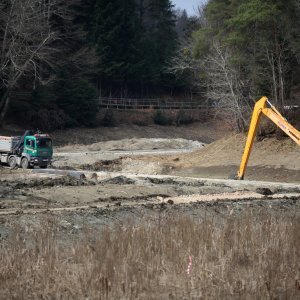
[
  {"xmin": 271, "ymin": 54, "xmax": 278, "ymax": 105},
  {"xmin": 0, "ymin": 91, "xmax": 10, "ymax": 126},
  {"xmin": 278, "ymin": 55, "xmax": 284, "ymax": 108}
]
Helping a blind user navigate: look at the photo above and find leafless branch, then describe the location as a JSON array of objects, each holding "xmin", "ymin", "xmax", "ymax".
[
  {"xmin": 166, "ymin": 41, "xmax": 202, "ymax": 89},
  {"xmin": 0, "ymin": 0, "xmax": 81, "ymax": 122},
  {"xmin": 201, "ymin": 42, "xmax": 251, "ymax": 131}
]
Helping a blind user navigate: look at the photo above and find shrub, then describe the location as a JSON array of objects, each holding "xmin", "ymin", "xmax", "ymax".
[
  {"xmin": 175, "ymin": 110, "xmax": 194, "ymax": 126},
  {"xmin": 153, "ymin": 110, "xmax": 173, "ymax": 125},
  {"xmin": 26, "ymin": 109, "xmax": 71, "ymax": 131},
  {"xmin": 57, "ymin": 79, "xmax": 98, "ymax": 127},
  {"xmin": 101, "ymin": 109, "xmax": 116, "ymax": 127}
]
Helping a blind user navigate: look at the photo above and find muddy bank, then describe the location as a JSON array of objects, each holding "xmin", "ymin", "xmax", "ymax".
[
  {"xmin": 171, "ymin": 165, "xmax": 300, "ymax": 183},
  {"xmin": 0, "ymin": 172, "xmax": 299, "ymax": 216},
  {"xmin": 1, "ymin": 195, "xmax": 299, "ymax": 241}
]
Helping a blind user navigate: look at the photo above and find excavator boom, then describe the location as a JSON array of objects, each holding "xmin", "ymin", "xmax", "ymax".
[{"xmin": 236, "ymin": 96, "xmax": 300, "ymax": 180}]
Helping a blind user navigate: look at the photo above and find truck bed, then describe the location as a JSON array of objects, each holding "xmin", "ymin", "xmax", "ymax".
[{"xmin": 0, "ymin": 136, "xmax": 20, "ymax": 153}]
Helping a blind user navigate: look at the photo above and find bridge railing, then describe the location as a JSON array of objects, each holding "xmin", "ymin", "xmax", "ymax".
[{"xmin": 97, "ymin": 97, "xmax": 206, "ymax": 110}]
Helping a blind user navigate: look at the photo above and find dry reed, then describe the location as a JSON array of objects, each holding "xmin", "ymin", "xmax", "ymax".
[{"xmin": 0, "ymin": 212, "xmax": 299, "ymax": 299}]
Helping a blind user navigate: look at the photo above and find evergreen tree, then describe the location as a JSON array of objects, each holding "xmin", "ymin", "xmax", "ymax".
[
  {"xmin": 86, "ymin": 0, "xmax": 179, "ymax": 96},
  {"xmin": 138, "ymin": 0, "xmax": 178, "ymax": 89},
  {"xmin": 90, "ymin": 0, "xmax": 140, "ymax": 90},
  {"xmin": 193, "ymin": 0, "xmax": 300, "ymax": 107}
]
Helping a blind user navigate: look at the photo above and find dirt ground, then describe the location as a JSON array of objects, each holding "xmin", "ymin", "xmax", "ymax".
[
  {"xmin": 51, "ymin": 127, "xmax": 300, "ymax": 183},
  {"xmin": 138, "ymin": 134, "xmax": 300, "ymax": 183},
  {"xmin": 0, "ymin": 168, "xmax": 299, "ymax": 238},
  {"xmin": 51, "ymin": 122, "xmax": 229, "ymax": 146},
  {"xmin": 0, "ymin": 122, "xmax": 299, "ymax": 235}
]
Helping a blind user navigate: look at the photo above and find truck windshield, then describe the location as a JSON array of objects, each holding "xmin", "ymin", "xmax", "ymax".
[{"xmin": 36, "ymin": 138, "xmax": 52, "ymax": 148}]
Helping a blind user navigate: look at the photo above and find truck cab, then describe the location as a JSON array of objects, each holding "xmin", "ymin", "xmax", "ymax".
[
  {"xmin": 22, "ymin": 134, "xmax": 53, "ymax": 169},
  {"xmin": 0, "ymin": 131, "xmax": 53, "ymax": 169}
]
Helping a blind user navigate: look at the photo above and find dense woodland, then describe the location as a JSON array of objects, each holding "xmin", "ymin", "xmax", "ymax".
[{"xmin": 0, "ymin": 0, "xmax": 299, "ymax": 130}]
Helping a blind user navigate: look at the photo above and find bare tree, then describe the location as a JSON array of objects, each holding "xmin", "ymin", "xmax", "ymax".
[
  {"xmin": 168, "ymin": 40, "xmax": 252, "ymax": 131},
  {"xmin": 167, "ymin": 42, "xmax": 203, "ymax": 96},
  {"xmin": 0, "ymin": 0, "xmax": 68, "ymax": 124},
  {"xmin": 202, "ymin": 42, "xmax": 251, "ymax": 131},
  {"xmin": 168, "ymin": 44, "xmax": 196, "ymax": 72}
]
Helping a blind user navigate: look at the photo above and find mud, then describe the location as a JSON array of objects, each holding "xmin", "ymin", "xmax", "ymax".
[
  {"xmin": 1, "ymin": 191, "xmax": 299, "ymax": 243},
  {"xmin": 172, "ymin": 165, "xmax": 300, "ymax": 183},
  {"xmin": 100, "ymin": 175, "xmax": 136, "ymax": 185},
  {"xmin": 81, "ymin": 159, "xmax": 123, "ymax": 172},
  {"xmin": 1, "ymin": 175, "xmax": 96, "ymax": 189},
  {"xmin": 0, "ymin": 172, "xmax": 299, "ymax": 212},
  {"xmin": 0, "ymin": 173, "xmax": 299, "ymax": 245}
]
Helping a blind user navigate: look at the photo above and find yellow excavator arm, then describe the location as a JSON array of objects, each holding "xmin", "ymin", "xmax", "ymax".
[{"xmin": 235, "ymin": 96, "xmax": 300, "ymax": 180}]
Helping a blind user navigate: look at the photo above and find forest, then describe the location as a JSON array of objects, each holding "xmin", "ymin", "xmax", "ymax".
[{"xmin": 0, "ymin": 0, "xmax": 299, "ymax": 130}]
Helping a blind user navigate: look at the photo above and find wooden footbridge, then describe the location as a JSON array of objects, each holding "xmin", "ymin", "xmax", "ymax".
[{"xmin": 97, "ymin": 97, "xmax": 205, "ymax": 110}]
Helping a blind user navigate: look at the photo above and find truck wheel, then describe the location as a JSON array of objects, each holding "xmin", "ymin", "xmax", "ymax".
[
  {"xmin": 9, "ymin": 156, "xmax": 17, "ymax": 169},
  {"xmin": 21, "ymin": 158, "xmax": 30, "ymax": 170}
]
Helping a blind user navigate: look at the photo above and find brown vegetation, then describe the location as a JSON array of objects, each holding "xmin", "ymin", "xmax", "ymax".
[
  {"xmin": 1, "ymin": 213, "xmax": 299, "ymax": 299},
  {"xmin": 97, "ymin": 109, "xmax": 213, "ymax": 127}
]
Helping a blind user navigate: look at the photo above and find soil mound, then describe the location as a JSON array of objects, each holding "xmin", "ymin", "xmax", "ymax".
[
  {"xmin": 150, "ymin": 134, "xmax": 300, "ymax": 170},
  {"xmin": 81, "ymin": 159, "xmax": 122, "ymax": 172},
  {"xmin": 100, "ymin": 176, "xmax": 136, "ymax": 185},
  {"xmin": 1, "ymin": 175, "xmax": 96, "ymax": 189},
  {"xmin": 56, "ymin": 138, "xmax": 205, "ymax": 153}
]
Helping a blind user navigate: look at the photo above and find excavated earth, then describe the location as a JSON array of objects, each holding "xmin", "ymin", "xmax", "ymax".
[
  {"xmin": 0, "ymin": 125, "xmax": 299, "ymax": 240},
  {"xmin": 0, "ymin": 169, "xmax": 299, "ymax": 240}
]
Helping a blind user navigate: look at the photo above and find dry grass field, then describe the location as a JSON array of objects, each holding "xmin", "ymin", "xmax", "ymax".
[{"xmin": 1, "ymin": 213, "xmax": 299, "ymax": 299}]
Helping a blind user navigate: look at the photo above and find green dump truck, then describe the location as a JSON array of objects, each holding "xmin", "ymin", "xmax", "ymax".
[{"xmin": 0, "ymin": 130, "xmax": 53, "ymax": 169}]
